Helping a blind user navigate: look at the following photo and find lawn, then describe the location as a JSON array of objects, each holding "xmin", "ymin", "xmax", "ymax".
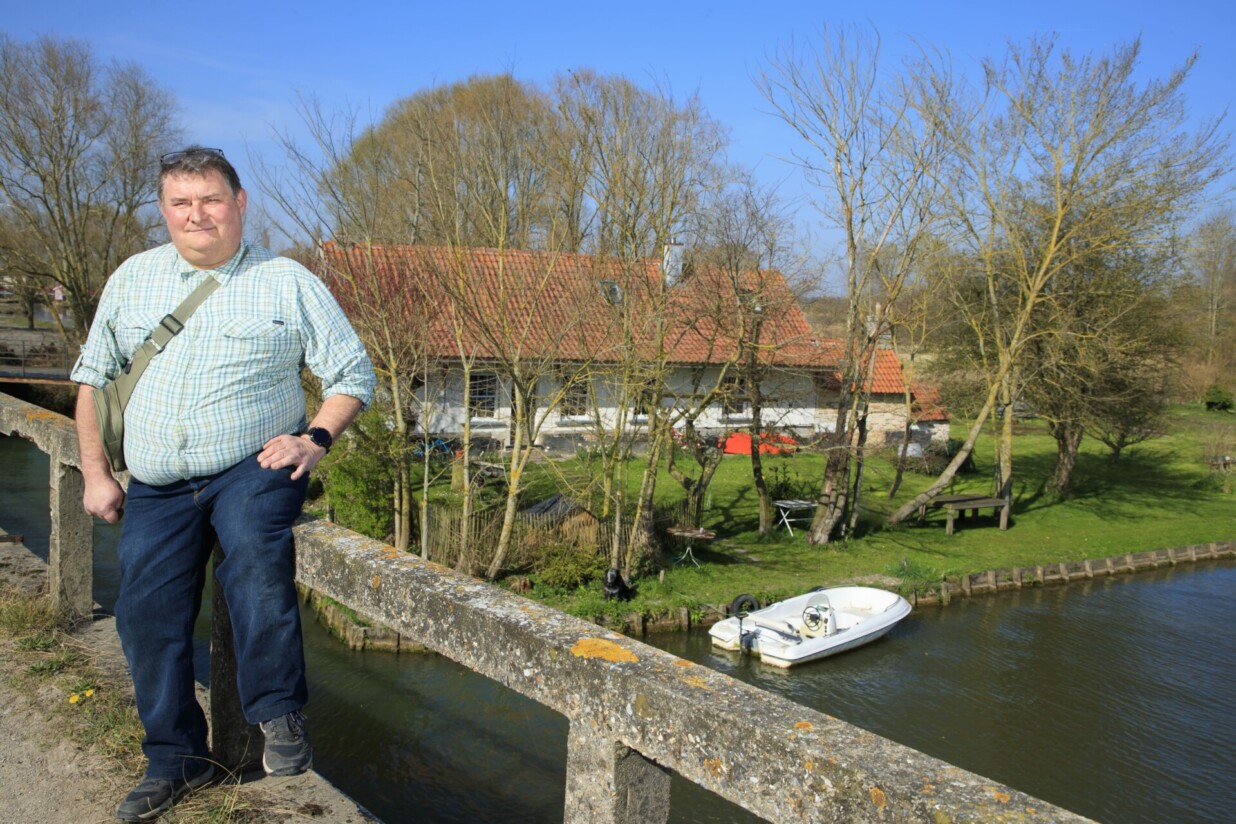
[{"xmin": 528, "ymin": 407, "xmax": 1235, "ymax": 618}]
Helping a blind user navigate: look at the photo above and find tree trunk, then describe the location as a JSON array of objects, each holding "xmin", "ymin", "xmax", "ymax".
[
  {"xmin": 994, "ymin": 376, "xmax": 1015, "ymax": 500},
  {"xmin": 485, "ymin": 385, "xmax": 530, "ymax": 580},
  {"xmin": 807, "ymin": 440, "xmax": 851, "ymax": 544},
  {"xmin": 420, "ymin": 450, "xmax": 431, "ymax": 560},
  {"xmin": 749, "ymin": 388, "xmax": 772, "ymax": 536},
  {"xmin": 888, "ymin": 415, "xmax": 914, "ymax": 499},
  {"xmin": 847, "ymin": 409, "xmax": 869, "ymax": 535},
  {"xmin": 1047, "ymin": 423, "xmax": 1084, "ymax": 496},
  {"xmin": 624, "ymin": 430, "xmax": 667, "ymax": 577},
  {"xmin": 397, "ymin": 460, "xmax": 413, "ymax": 553},
  {"xmin": 667, "ymin": 422, "xmax": 723, "ymax": 529}
]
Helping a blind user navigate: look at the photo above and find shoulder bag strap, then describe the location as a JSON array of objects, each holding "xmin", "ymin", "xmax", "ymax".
[{"xmin": 114, "ymin": 275, "xmax": 222, "ymax": 393}]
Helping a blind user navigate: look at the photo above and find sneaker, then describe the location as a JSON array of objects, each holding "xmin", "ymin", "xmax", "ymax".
[
  {"xmin": 116, "ymin": 763, "xmax": 215, "ymax": 821},
  {"xmin": 260, "ymin": 710, "xmax": 312, "ymax": 776}
]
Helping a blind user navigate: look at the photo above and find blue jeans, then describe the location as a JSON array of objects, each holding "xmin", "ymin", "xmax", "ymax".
[{"xmin": 115, "ymin": 454, "xmax": 309, "ymax": 779}]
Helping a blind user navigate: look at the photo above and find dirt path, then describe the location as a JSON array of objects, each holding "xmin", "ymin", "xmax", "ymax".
[{"xmin": 0, "ymin": 646, "xmax": 125, "ymax": 824}]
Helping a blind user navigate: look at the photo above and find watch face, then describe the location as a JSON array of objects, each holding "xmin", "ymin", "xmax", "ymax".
[{"xmin": 307, "ymin": 427, "xmax": 332, "ymax": 450}]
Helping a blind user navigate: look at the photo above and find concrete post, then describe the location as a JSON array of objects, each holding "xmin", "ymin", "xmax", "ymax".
[
  {"xmin": 209, "ymin": 544, "xmax": 262, "ymax": 772},
  {"xmin": 48, "ymin": 461, "xmax": 93, "ymax": 618},
  {"xmin": 564, "ymin": 720, "xmax": 671, "ymax": 824}
]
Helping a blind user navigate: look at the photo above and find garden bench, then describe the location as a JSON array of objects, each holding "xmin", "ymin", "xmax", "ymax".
[{"xmin": 918, "ymin": 493, "xmax": 1010, "ymax": 535}]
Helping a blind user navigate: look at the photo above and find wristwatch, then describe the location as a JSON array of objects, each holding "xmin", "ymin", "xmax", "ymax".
[{"xmin": 302, "ymin": 426, "xmax": 333, "ymax": 453}]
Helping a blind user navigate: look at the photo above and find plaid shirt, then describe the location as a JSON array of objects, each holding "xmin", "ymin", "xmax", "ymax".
[{"xmin": 72, "ymin": 241, "xmax": 375, "ymax": 485}]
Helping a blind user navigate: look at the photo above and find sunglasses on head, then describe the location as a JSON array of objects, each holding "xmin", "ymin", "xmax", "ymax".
[{"xmin": 159, "ymin": 147, "xmax": 226, "ymax": 166}]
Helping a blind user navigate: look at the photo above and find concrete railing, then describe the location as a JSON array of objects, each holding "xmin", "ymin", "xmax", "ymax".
[{"xmin": 0, "ymin": 391, "xmax": 1091, "ymax": 824}]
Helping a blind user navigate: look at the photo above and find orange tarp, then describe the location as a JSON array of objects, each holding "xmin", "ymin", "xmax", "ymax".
[{"xmin": 721, "ymin": 431, "xmax": 798, "ymax": 456}]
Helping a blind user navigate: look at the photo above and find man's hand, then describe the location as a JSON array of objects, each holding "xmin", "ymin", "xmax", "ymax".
[
  {"xmin": 258, "ymin": 433, "xmax": 326, "ymax": 481},
  {"xmin": 83, "ymin": 476, "xmax": 126, "ymax": 523},
  {"xmin": 75, "ymin": 385, "xmax": 126, "ymax": 523}
]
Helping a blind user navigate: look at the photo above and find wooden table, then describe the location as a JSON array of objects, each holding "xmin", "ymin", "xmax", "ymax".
[
  {"xmin": 666, "ymin": 527, "xmax": 716, "ymax": 567},
  {"xmin": 918, "ymin": 494, "xmax": 1010, "ymax": 535}
]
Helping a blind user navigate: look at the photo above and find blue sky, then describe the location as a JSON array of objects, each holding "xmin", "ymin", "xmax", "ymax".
[{"xmin": 8, "ymin": 0, "xmax": 1235, "ymax": 245}]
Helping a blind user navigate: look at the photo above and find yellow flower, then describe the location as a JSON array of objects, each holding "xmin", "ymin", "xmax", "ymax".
[
  {"xmin": 85, "ymin": 689, "xmax": 95, "ymax": 697},
  {"xmin": 68, "ymin": 694, "xmax": 80, "ymax": 704}
]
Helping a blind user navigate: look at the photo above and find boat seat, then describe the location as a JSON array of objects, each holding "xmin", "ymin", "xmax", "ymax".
[
  {"xmin": 749, "ymin": 614, "xmax": 800, "ymax": 638},
  {"xmin": 832, "ymin": 610, "xmax": 865, "ymax": 631}
]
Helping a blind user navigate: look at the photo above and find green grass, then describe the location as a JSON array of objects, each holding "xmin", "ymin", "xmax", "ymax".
[{"xmin": 526, "ymin": 406, "xmax": 1235, "ymax": 619}]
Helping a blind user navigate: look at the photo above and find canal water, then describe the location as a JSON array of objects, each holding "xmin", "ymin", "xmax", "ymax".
[{"xmin": 3, "ymin": 434, "xmax": 1234, "ymax": 823}]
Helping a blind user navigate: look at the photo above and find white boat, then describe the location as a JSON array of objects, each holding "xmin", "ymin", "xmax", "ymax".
[{"xmin": 708, "ymin": 586, "xmax": 912, "ymax": 668}]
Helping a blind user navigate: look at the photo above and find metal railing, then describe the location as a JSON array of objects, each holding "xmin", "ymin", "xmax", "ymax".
[
  {"xmin": 0, "ymin": 390, "xmax": 1091, "ymax": 823},
  {"xmin": 0, "ymin": 338, "xmax": 73, "ymax": 382}
]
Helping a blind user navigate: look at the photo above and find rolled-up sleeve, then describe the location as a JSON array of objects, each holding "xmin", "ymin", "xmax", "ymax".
[
  {"xmin": 300, "ymin": 275, "xmax": 376, "ymax": 407},
  {"xmin": 69, "ymin": 275, "xmax": 126, "ymax": 389}
]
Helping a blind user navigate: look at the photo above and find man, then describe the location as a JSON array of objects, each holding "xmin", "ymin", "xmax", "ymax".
[{"xmin": 71, "ymin": 146, "xmax": 375, "ymax": 822}]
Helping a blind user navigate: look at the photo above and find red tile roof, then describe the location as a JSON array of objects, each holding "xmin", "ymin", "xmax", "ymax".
[
  {"xmin": 809, "ymin": 340, "xmax": 907, "ymax": 395},
  {"xmin": 316, "ymin": 242, "xmax": 820, "ymax": 368},
  {"xmin": 314, "ymin": 243, "xmax": 912, "ymax": 397},
  {"xmin": 911, "ymin": 382, "xmax": 950, "ymax": 421}
]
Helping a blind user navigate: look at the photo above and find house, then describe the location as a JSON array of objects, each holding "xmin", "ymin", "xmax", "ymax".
[
  {"xmin": 909, "ymin": 382, "xmax": 951, "ymax": 447},
  {"xmin": 314, "ymin": 242, "xmax": 947, "ymax": 451}
]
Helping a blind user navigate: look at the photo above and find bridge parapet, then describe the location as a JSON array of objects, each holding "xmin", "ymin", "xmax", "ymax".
[{"xmin": 0, "ymin": 391, "xmax": 1092, "ymax": 824}]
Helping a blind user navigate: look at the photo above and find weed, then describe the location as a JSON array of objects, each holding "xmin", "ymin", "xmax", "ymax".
[
  {"xmin": 160, "ymin": 766, "xmax": 255, "ymax": 823},
  {"xmin": 74, "ymin": 698, "xmax": 145, "ymax": 768},
  {"xmin": 0, "ymin": 592, "xmax": 67, "ymax": 636},
  {"xmin": 16, "ymin": 633, "xmax": 58, "ymax": 652},
  {"xmin": 887, "ymin": 557, "xmax": 941, "ymax": 596},
  {"xmin": 531, "ymin": 541, "xmax": 608, "ymax": 592},
  {"xmin": 766, "ymin": 465, "xmax": 816, "ymax": 501},
  {"xmin": 27, "ymin": 649, "xmax": 84, "ymax": 675}
]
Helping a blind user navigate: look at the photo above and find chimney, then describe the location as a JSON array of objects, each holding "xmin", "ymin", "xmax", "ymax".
[{"xmin": 661, "ymin": 242, "xmax": 684, "ymax": 284}]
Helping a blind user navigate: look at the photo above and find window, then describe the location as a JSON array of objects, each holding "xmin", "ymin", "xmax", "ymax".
[
  {"xmin": 630, "ymin": 383, "xmax": 656, "ymax": 418},
  {"xmin": 468, "ymin": 372, "xmax": 499, "ymax": 418},
  {"xmin": 738, "ymin": 288, "xmax": 764, "ymax": 314},
  {"xmin": 560, "ymin": 373, "xmax": 590, "ymax": 418},
  {"xmin": 600, "ymin": 280, "xmax": 623, "ymax": 306},
  {"xmin": 720, "ymin": 375, "xmax": 748, "ymax": 417}
]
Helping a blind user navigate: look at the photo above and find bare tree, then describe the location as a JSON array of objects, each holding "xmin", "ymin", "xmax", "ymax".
[
  {"xmin": 267, "ymin": 73, "xmax": 731, "ymax": 578},
  {"xmin": 885, "ymin": 235, "xmax": 948, "ymax": 498},
  {"xmin": 0, "ymin": 35, "xmax": 180, "ymax": 344},
  {"xmin": 1179, "ymin": 209, "xmax": 1236, "ymax": 393},
  {"xmin": 254, "ymin": 100, "xmax": 434, "ymax": 553},
  {"xmin": 758, "ymin": 24, "xmax": 946, "ymax": 543},
  {"xmin": 319, "ymin": 75, "xmax": 555, "ymax": 249},
  {"xmin": 890, "ymin": 36, "xmax": 1228, "ymax": 523},
  {"xmin": 689, "ymin": 172, "xmax": 805, "ymax": 535}
]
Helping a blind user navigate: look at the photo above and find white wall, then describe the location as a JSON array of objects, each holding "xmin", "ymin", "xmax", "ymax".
[{"xmin": 414, "ymin": 365, "xmax": 935, "ymax": 448}]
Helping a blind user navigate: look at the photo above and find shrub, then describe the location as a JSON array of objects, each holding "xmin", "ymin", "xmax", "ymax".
[
  {"xmin": 321, "ymin": 444, "xmax": 394, "ymax": 542},
  {"xmin": 907, "ymin": 438, "xmax": 977, "ymax": 476},
  {"xmin": 766, "ymin": 465, "xmax": 815, "ymax": 500},
  {"xmin": 1204, "ymin": 384, "xmax": 1234, "ymax": 412},
  {"xmin": 532, "ymin": 542, "xmax": 608, "ymax": 592}
]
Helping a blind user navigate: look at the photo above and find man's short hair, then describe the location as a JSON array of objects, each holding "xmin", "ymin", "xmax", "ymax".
[{"xmin": 158, "ymin": 146, "xmax": 242, "ymax": 200}]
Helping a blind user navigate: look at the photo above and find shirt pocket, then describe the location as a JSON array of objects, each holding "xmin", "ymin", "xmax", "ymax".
[
  {"xmin": 114, "ymin": 310, "xmax": 164, "ymax": 362},
  {"xmin": 220, "ymin": 318, "xmax": 303, "ymax": 376}
]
